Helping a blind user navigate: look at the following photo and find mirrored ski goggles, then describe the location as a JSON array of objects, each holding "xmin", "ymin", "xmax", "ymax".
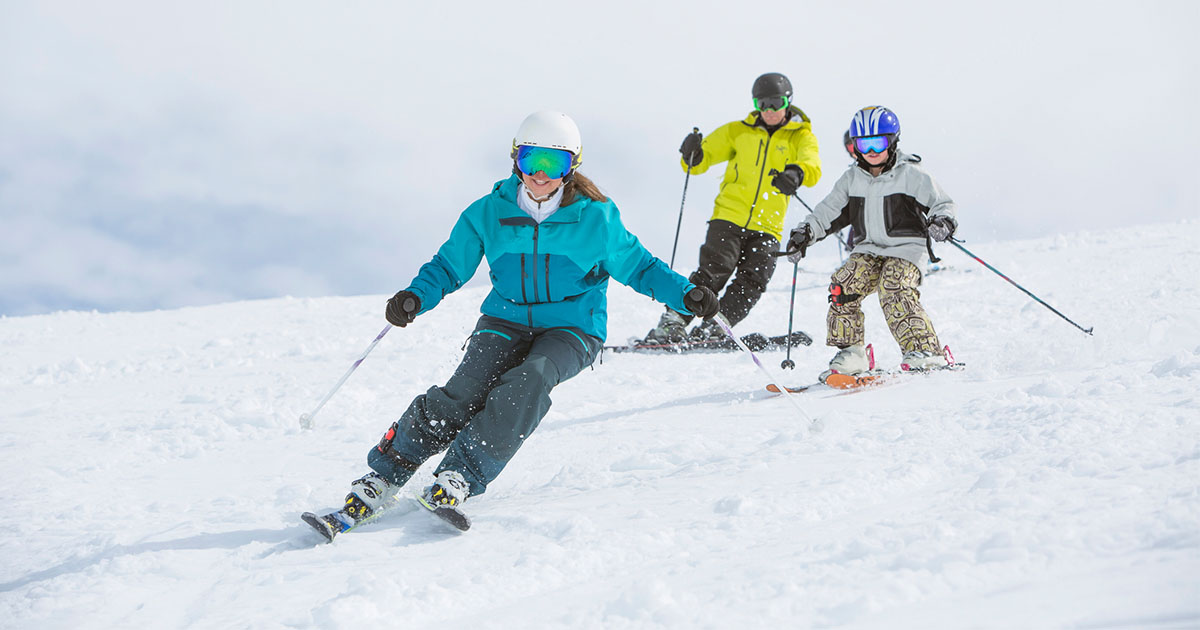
[
  {"xmin": 854, "ymin": 134, "xmax": 891, "ymax": 154},
  {"xmin": 515, "ymin": 145, "xmax": 574, "ymax": 179},
  {"xmin": 754, "ymin": 95, "xmax": 789, "ymax": 112}
]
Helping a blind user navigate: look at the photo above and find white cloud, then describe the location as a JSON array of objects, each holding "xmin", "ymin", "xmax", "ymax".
[{"xmin": 1, "ymin": 0, "xmax": 1196, "ymax": 315}]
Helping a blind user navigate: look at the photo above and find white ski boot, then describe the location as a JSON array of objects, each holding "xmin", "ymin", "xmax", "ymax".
[
  {"xmin": 820, "ymin": 343, "xmax": 870, "ymax": 383},
  {"xmin": 900, "ymin": 349, "xmax": 949, "ymax": 371},
  {"xmin": 302, "ymin": 472, "xmax": 399, "ymax": 543},
  {"xmin": 417, "ymin": 470, "xmax": 472, "ymax": 532}
]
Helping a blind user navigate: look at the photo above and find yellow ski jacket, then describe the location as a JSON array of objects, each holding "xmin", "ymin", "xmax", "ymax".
[{"xmin": 682, "ymin": 107, "xmax": 821, "ymax": 241}]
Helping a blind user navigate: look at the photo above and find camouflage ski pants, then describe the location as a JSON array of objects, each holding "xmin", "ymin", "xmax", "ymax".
[{"xmin": 826, "ymin": 253, "xmax": 941, "ymax": 354}]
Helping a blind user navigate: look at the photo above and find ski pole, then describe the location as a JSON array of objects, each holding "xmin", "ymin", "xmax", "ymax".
[
  {"xmin": 713, "ymin": 313, "xmax": 817, "ymax": 426},
  {"xmin": 781, "ymin": 260, "xmax": 799, "ymax": 370},
  {"xmin": 669, "ymin": 127, "xmax": 700, "ymax": 270},
  {"xmin": 299, "ymin": 324, "xmax": 392, "ymax": 429},
  {"xmin": 789, "ymin": 191, "xmax": 815, "ymax": 214},
  {"xmin": 948, "ymin": 238, "xmax": 1094, "ymax": 336},
  {"xmin": 769, "ymin": 190, "xmax": 816, "ymax": 260}
]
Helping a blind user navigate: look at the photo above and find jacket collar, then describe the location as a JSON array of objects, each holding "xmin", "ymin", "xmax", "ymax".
[
  {"xmin": 491, "ymin": 174, "xmax": 585, "ymax": 224},
  {"xmin": 855, "ymin": 151, "xmax": 919, "ymax": 177}
]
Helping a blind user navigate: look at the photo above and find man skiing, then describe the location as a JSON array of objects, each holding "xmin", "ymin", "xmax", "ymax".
[
  {"xmin": 642, "ymin": 72, "xmax": 821, "ymax": 345},
  {"xmin": 303, "ymin": 111, "xmax": 718, "ymax": 539},
  {"xmin": 786, "ymin": 106, "xmax": 957, "ymax": 381}
]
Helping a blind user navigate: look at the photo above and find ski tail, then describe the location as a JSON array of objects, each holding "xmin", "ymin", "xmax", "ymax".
[{"xmin": 302, "ymin": 511, "xmax": 350, "ymax": 543}]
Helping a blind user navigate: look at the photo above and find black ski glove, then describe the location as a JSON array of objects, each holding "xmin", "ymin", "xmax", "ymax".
[
  {"xmin": 680, "ymin": 131, "xmax": 704, "ymax": 167},
  {"xmin": 927, "ymin": 215, "xmax": 956, "ymax": 242},
  {"xmin": 786, "ymin": 224, "xmax": 813, "ymax": 263},
  {"xmin": 682, "ymin": 286, "xmax": 719, "ymax": 319},
  {"xmin": 771, "ymin": 165, "xmax": 804, "ymax": 196},
  {"xmin": 385, "ymin": 290, "xmax": 421, "ymax": 327}
]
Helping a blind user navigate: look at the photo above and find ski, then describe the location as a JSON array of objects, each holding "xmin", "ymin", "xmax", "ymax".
[
  {"xmin": 415, "ymin": 495, "xmax": 471, "ymax": 532},
  {"xmin": 766, "ymin": 346, "xmax": 965, "ymax": 393},
  {"xmin": 765, "ymin": 382, "xmax": 827, "ymax": 394},
  {"xmin": 301, "ymin": 495, "xmax": 409, "ymax": 543},
  {"xmin": 606, "ymin": 330, "xmax": 812, "ymax": 354}
]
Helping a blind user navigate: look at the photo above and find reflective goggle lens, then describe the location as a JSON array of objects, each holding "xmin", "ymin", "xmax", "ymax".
[
  {"xmin": 754, "ymin": 95, "xmax": 789, "ymax": 111},
  {"xmin": 516, "ymin": 145, "xmax": 574, "ymax": 179},
  {"xmin": 854, "ymin": 135, "xmax": 890, "ymax": 154}
]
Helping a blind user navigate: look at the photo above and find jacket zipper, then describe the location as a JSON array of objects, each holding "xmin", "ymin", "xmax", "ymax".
[
  {"xmin": 532, "ymin": 224, "xmax": 540, "ymax": 303},
  {"xmin": 519, "ymin": 253, "xmax": 528, "ymax": 303},
  {"xmin": 544, "ymin": 254, "xmax": 551, "ymax": 302},
  {"xmin": 745, "ymin": 129, "xmax": 774, "ymax": 230},
  {"xmin": 529, "ymin": 225, "xmax": 540, "ymax": 327}
]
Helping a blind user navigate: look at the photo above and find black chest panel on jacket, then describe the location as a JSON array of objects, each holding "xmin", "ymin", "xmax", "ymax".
[
  {"xmin": 830, "ymin": 197, "xmax": 865, "ymax": 247},
  {"xmin": 830, "ymin": 193, "xmax": 929, "ymax": 244},
  {"xmin": 882, "ymin": 193, "xmax": 930, "ymax": 238}
]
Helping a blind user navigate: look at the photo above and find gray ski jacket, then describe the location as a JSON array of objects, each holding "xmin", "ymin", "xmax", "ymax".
[{"xmin": 800, "ymin": 151, "xmax": 956, "ymax": 268}]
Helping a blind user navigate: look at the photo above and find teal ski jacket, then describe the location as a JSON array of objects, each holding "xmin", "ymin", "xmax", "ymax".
[{"xmin": 404, "ymin": 174, "xmax": 694, "ymax": 341}]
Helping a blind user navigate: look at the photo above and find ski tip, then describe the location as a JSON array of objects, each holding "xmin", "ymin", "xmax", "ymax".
[{"xmin": 301, "ymin": 512, "xmax": 336, "ymax": 543}]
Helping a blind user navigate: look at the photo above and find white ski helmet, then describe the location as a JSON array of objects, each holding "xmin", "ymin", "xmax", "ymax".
[{"xmin": 510, "ymin": 111, "xmax": 583, "ymax": 171}]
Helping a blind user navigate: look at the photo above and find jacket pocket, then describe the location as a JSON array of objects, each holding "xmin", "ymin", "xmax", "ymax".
[{"xmin": 883, "ymin": 193, "xmax": 928, "ymax": 238}]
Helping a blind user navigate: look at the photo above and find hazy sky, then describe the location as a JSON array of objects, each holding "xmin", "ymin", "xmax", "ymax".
[{"xmin": 2, "ymin": 1, "xmax": 1196, "ymax": 316}]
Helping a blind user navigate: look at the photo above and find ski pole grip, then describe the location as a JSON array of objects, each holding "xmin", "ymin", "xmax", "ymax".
[{"xmin": 403, "ymin": 297, "xmax": 417, "ymax": 313}]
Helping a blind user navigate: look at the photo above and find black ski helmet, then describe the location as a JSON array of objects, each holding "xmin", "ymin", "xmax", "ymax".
[{"xmin": 751, "ymin": 72, "xmax": 793, "ymax": 101}]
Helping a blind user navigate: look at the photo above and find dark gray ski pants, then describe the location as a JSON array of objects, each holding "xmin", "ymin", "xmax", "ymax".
[{"xmin": 367, "ymin": 315, "xmax": 601, "ymax": 497}]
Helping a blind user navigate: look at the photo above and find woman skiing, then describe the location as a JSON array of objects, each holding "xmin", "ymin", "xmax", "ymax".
[
  {"xmin": 304, "ymin": 111, "xmax": 719, "ymax": 538},
  {"xmin": 786, "ymin": 106, "xmax": 957, "ymax": 382}
]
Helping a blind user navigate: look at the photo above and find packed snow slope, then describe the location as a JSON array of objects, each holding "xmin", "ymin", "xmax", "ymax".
[{"xmin": 2, "ymin": 221, "xmax": 1198, "ymax": 629}]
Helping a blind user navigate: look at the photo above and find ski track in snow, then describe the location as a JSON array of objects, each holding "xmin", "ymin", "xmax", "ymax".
[{"xmin": 2, "ymin": 222, "xmax": 1198, "ymax": 629}]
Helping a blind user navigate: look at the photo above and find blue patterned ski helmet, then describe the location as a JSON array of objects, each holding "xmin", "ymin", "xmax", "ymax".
[{"xmin": 849, "ymin": 106, "xmax": 900, "ymax": 138}]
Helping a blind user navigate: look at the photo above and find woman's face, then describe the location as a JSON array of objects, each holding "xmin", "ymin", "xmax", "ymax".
[{"xmin": 521, "ymin": 171, "xmax": 564, "ymax": 199}]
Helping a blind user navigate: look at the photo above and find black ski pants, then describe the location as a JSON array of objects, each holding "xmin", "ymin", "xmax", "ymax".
[
  {"xmin": 682, "ymin": 219, "xmax": 779, "ymax": 326},
  {"xmin": 368, "ymin": 315, "xmax": 602, "ymax": 497}
]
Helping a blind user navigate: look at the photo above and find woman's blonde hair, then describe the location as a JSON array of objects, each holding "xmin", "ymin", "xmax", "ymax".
[{"xmin": 562, "ymin": 172, "xmax": 608, "ymax": 205}]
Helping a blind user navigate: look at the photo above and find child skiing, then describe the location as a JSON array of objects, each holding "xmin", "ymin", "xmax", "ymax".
[
  {"xmin": 303, "ymin": 111, "xmax": 718, "ymax": 539},
  {"xmin": 642, "ymin": 72, "xmax": 821, "ymax": 345},
  {"xmin": 786, "ymin": 106, "xmax": 957, "ymax": 382}
]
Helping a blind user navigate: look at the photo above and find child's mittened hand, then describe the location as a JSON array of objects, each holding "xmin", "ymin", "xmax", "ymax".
[{"xmin": 927, "ymin": 216, "xmax": 956, "ymax": 242}]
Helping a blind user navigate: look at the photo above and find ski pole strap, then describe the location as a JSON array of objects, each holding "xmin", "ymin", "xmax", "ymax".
[
  {"xmin": 773, "ymin": 241, "xmax": 803, "ymax": 258},
  {"xmin": 925, "ymin": 231, "xmax": 941, "ymax": 264}
]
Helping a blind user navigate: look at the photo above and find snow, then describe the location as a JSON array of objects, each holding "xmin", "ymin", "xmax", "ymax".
[{"xmin": 2, "ymin": 221, "xmax": 1198, "ymax": 629}]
